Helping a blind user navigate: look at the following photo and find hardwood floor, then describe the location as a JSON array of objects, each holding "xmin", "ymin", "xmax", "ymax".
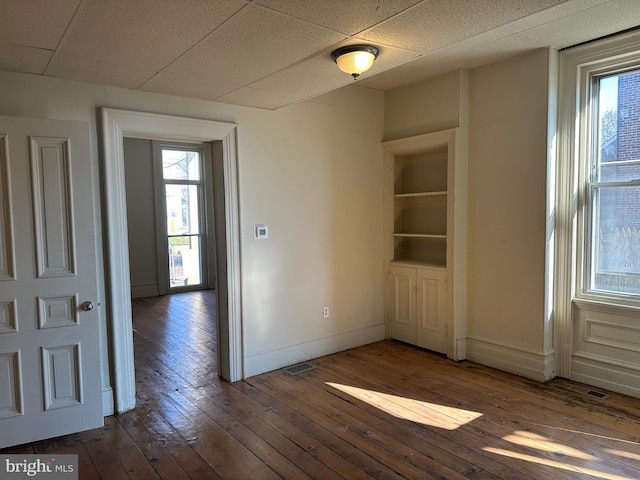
[{"xmin": 3, "ymin": 290, "xmax": 640, "ymax": 479}]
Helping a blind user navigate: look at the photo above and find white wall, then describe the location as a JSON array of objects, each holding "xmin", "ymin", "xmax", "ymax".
[
  {"xmin": 239, "ymin": 90, "xmax": 386, "ymax": 374},
  {"xmin": 466, "ymin": 49, "xmax": 553, "ymax": 380},
  {"xmin": 123, "ymin": 138, "xmax": 159, "ymax": 298},
  {"xmin": 0, "ymin": 71, "xmax": 385, "ymax": 392},
  {"xmin": 384, "ymin": 70, "xmax": 460, "ymax": 141}
]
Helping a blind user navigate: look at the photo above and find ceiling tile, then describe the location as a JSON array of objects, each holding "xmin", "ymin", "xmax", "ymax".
[
  {"xmin": 358, "ymin": 51, "xmax": 453, "ymax": 90},
  {"xmin": 506, "ymin": 0, "xmax": 605, "ymax": 32},
  {"xmin": 256, "ymin": 0, "xmax": 422, "ymax": 35},
  {"xmin": 166, "ymin": 4, "xmax": 347, "ymax": 86},
  {"xmin": 0, "ymin": 0, "xmax": 80, "ymax": 49},
  {"xmin": 358, "ymin": 25, "xmax": 518, "ymax": 89},
  {"xmin": 215, "ymin": 87, "xmax": 304, "ymax": 110},
  {"xmin": 0, "ymin": 43, "xmax": 52, "ymax": 74},
  {"xmin": 521, "ymin": 0, "xmax": 640, "ymax": 49},
  {"xmin": 360, "ymin": 0, "xmax": 566, "ymax": 53},
  {"xmin": 140, "ymin": 72, "xmax": 239, "ymax": 100},
  {"xmin": 58, "ymin": 0, "xmax": 248, "ymax": 70},
  {"xmin": 248, "ymin": 58, "xmax": 349, "ymax": 98},
  {"xmin": 46, "ymin": 52, "xmax": 157, "ymax": 90},
  {"xmin": 443, "ymin": 33, "xmax": 549, "ymax": 70}
]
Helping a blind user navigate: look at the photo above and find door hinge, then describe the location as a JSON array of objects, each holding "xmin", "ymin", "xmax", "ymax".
[{"xmin": 387, "ymin": 272, "xmax": 391, "ymax": 283}]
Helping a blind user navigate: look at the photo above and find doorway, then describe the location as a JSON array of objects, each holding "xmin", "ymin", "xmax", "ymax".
[
  {"xmin": 123, "ymin": 139, "xmax": 216, "ymax": 297},
  {"xmin": 101, "ymin": 108, "xmax": 242, "ymax": 414}
]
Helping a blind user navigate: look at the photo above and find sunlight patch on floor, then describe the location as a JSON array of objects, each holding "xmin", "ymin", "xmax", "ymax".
[
  {"xmin": 522, "ymin": 422, "xmax": 640, "ymax": 445},
  {"xmin": 605, "ymin": 449, "xmax": 640, "ymax": 461},
  {"xmin": 503, "ymin": 431, "xmax": 597, "ymax": 460},
  {"xmin": 326, "ymin": 382, "xmax": 482, "ymax": 430},
  {"xmin": 484, "ymin": 447, "xmax": 635, "ymax": 480}
]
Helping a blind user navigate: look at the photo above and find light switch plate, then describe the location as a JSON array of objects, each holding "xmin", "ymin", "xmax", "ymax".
[{"xmin": 254, "ymin": 224, "xmax": 268, "ymax": 239}]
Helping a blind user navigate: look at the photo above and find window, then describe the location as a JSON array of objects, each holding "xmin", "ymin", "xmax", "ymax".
[
  {"xmin": 556, "ymin": 30, "xmax": 640, "ymax": 383},
  {"xmin": 585, "ymin": 69, "xmax": 640, "ymax": 299},
  {"xmin": 558, "ymin": 32, "xmax": 640, "ymax": 308},
  {"xmin": 160, "ymin": 146, "xmax": 205, "ymax": 290}
]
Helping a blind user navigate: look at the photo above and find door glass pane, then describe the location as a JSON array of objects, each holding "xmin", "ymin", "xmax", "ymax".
[
  {"xmin": 165, "ymin": 184, "xmax": 200, "ymax": 235},
  {"xmin": 162, "ymin": 149, "xmax": 200, "ymax": 180},
  {"xmin": 168, "ymin": 236, "xmax": 202, "ymax": 287}
]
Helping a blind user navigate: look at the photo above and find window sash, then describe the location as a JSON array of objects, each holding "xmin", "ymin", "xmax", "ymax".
[{"xmin": 578, "ymin": 66, "xmax": 640, "ymax": 305}]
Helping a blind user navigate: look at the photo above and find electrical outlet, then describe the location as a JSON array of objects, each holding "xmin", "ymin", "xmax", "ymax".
[{"xmin": 323, "ymin": 306, "xmax": 329, "ymax": 318}]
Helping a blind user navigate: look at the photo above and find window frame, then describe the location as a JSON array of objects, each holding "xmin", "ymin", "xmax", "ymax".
[
  {"xmin": 575, "ymin": 54, "xmax": 640, "ymax": 307},
  {"xmin": 556, "ymin": 30, "xmax": 640, "ymax": 377},
  {"xmin": 152, "ymin": 140, "xmax": 213, "ymax": 294}
]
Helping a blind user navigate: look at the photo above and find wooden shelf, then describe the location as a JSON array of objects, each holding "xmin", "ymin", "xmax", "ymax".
[
  {"xmin": 390, "ymin": 259, "xmax": 447, "ymax": 269},
  {"xmin": 393, "ymin": 233, "xmax": 446, "ymax": 239},
  {"xmin": 395, "ymin": 191, "xmax": 447, "ymax": 198}
]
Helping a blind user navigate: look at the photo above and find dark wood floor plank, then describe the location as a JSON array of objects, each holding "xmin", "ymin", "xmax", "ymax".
[
  {"xmin": 270, "ymin": 362, "xmax": 529, "ymax": 480},
  {"xmin": 342, "ymin": 342, "xmax": 640, "ymax": 479},
  {"xmin": 247, "ymin": 374, "xmax": 405, "ymax": 480},
  {"xmin": 267, "ymin": 371, "xmax": 474, "ymax": 480},
  {"xmin": 78, "ymin": 426, "xmax": 137, "ymax": 479},
  {"xmin": 3, "ymin": 290, "xmax": 640, "ymax": 480},
  {"xmin": 97, "ymin": 416, "xmax": 162, "ymax": 480}
]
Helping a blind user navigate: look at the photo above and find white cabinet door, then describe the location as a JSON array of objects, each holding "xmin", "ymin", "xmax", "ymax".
[
  {"xmin": 389, "ymin": 265, "xmax": 447, "ymax": 354},
  {"xmin": 389, "ymin": 266, "xmax": 416, "ymax": 344},
  {"xmin": 416, "ymin": 267, "xmax": 447, "ymax": 354},
  {"xmin": 0, "ymin": 116, "xmax": 102, "ymax": 448}
]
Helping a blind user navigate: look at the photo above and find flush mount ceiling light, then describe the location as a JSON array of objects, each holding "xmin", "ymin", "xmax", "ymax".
[{"xmin": 331, "ymin": 45, "xmax": 379, "ymax": 80}]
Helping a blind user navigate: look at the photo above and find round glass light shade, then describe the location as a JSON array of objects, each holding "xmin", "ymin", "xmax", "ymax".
[{"xmin": 331, "ymin": 45, "xmax": 379, "ymax": 79}]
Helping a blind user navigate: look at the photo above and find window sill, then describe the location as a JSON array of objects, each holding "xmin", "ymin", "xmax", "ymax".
[{"xmin": 573, "ymin": 297, "xmax": 640, "ymax": 315}]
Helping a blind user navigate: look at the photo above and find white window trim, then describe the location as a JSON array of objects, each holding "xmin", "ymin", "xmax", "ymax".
[{"xmin": 555, "ymin": 30, "xmax": 640, "ymax": 377}]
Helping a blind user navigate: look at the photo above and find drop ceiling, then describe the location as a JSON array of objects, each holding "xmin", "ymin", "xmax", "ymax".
[{"xmin": 0, "ymin": 0, "xmax": 638, "ymax": 109}]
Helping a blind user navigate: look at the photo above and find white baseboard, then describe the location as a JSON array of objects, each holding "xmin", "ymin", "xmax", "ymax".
[
  {"xmin": 244, "ymin": 324, "xmax": 386, "ymax": 378},
  {"xmin": 466, "ymin": 336, "xmax": 556, "ymax": 382},
  {"xmin": 572, "ymin": 353, "xmax": 640, "ymax": 399},
  {"xmin": 102, "ymin": 386, "xmax": 114, "ymax": 417},
  {"xmin": 131, "ymin": 283, "xmax": 159, "ymax": 299}
]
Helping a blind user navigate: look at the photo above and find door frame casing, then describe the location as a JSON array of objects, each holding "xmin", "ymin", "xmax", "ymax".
[{"xmin": 101, "ymin": 108, "xmax": 242, "ymax": 413}]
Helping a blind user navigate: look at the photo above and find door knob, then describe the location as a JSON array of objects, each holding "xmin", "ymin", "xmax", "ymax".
[{"xmin": 81, "ymin": 301, "xmax": 94, "ymax": 311}]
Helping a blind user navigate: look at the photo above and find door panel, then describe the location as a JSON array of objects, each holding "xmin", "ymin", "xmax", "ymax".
[
  {"xmin": 31, "ymin": 136, "xmax": 75, "ymax": 277},
  {"xmin": 417, "ymin": 267, "xmax": 447, "ymax": 354},
  {"xmin": 389, "ymin": 266, "xmax": 416, "ymax": 344},
  {"xmin": 0, "ymin": 116, "xmax": 102, "ymax": 449}
]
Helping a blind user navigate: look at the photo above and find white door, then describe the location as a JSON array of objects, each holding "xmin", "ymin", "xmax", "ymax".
[{"xmin": 0, "ymin": 116, "xmax": 102, "ymax": 449}]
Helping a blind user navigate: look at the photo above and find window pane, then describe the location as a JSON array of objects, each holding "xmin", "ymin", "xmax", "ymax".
[
  {"xmin": 596, "ymin": 71, "xmax": 640, "ymax": 182},
  {"xmin": 162, "ymin": 149, "xmax": 200, "ymax": 180},
  {"xmin": 168, "ymin": 236, "xmax": 202, "ymax": 287},
  {"xmin": 165, "ymin": 184, "xmax": 200, "ymax": 235},
  {"xmin": 591, "ymin": 186, "xmax": 640, "ymax": 294}
]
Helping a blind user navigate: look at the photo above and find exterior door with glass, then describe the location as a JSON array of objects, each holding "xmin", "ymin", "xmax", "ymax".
[{"xmin": 155, "ymin": 142, "xmax": 211, "ymax": 292}]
